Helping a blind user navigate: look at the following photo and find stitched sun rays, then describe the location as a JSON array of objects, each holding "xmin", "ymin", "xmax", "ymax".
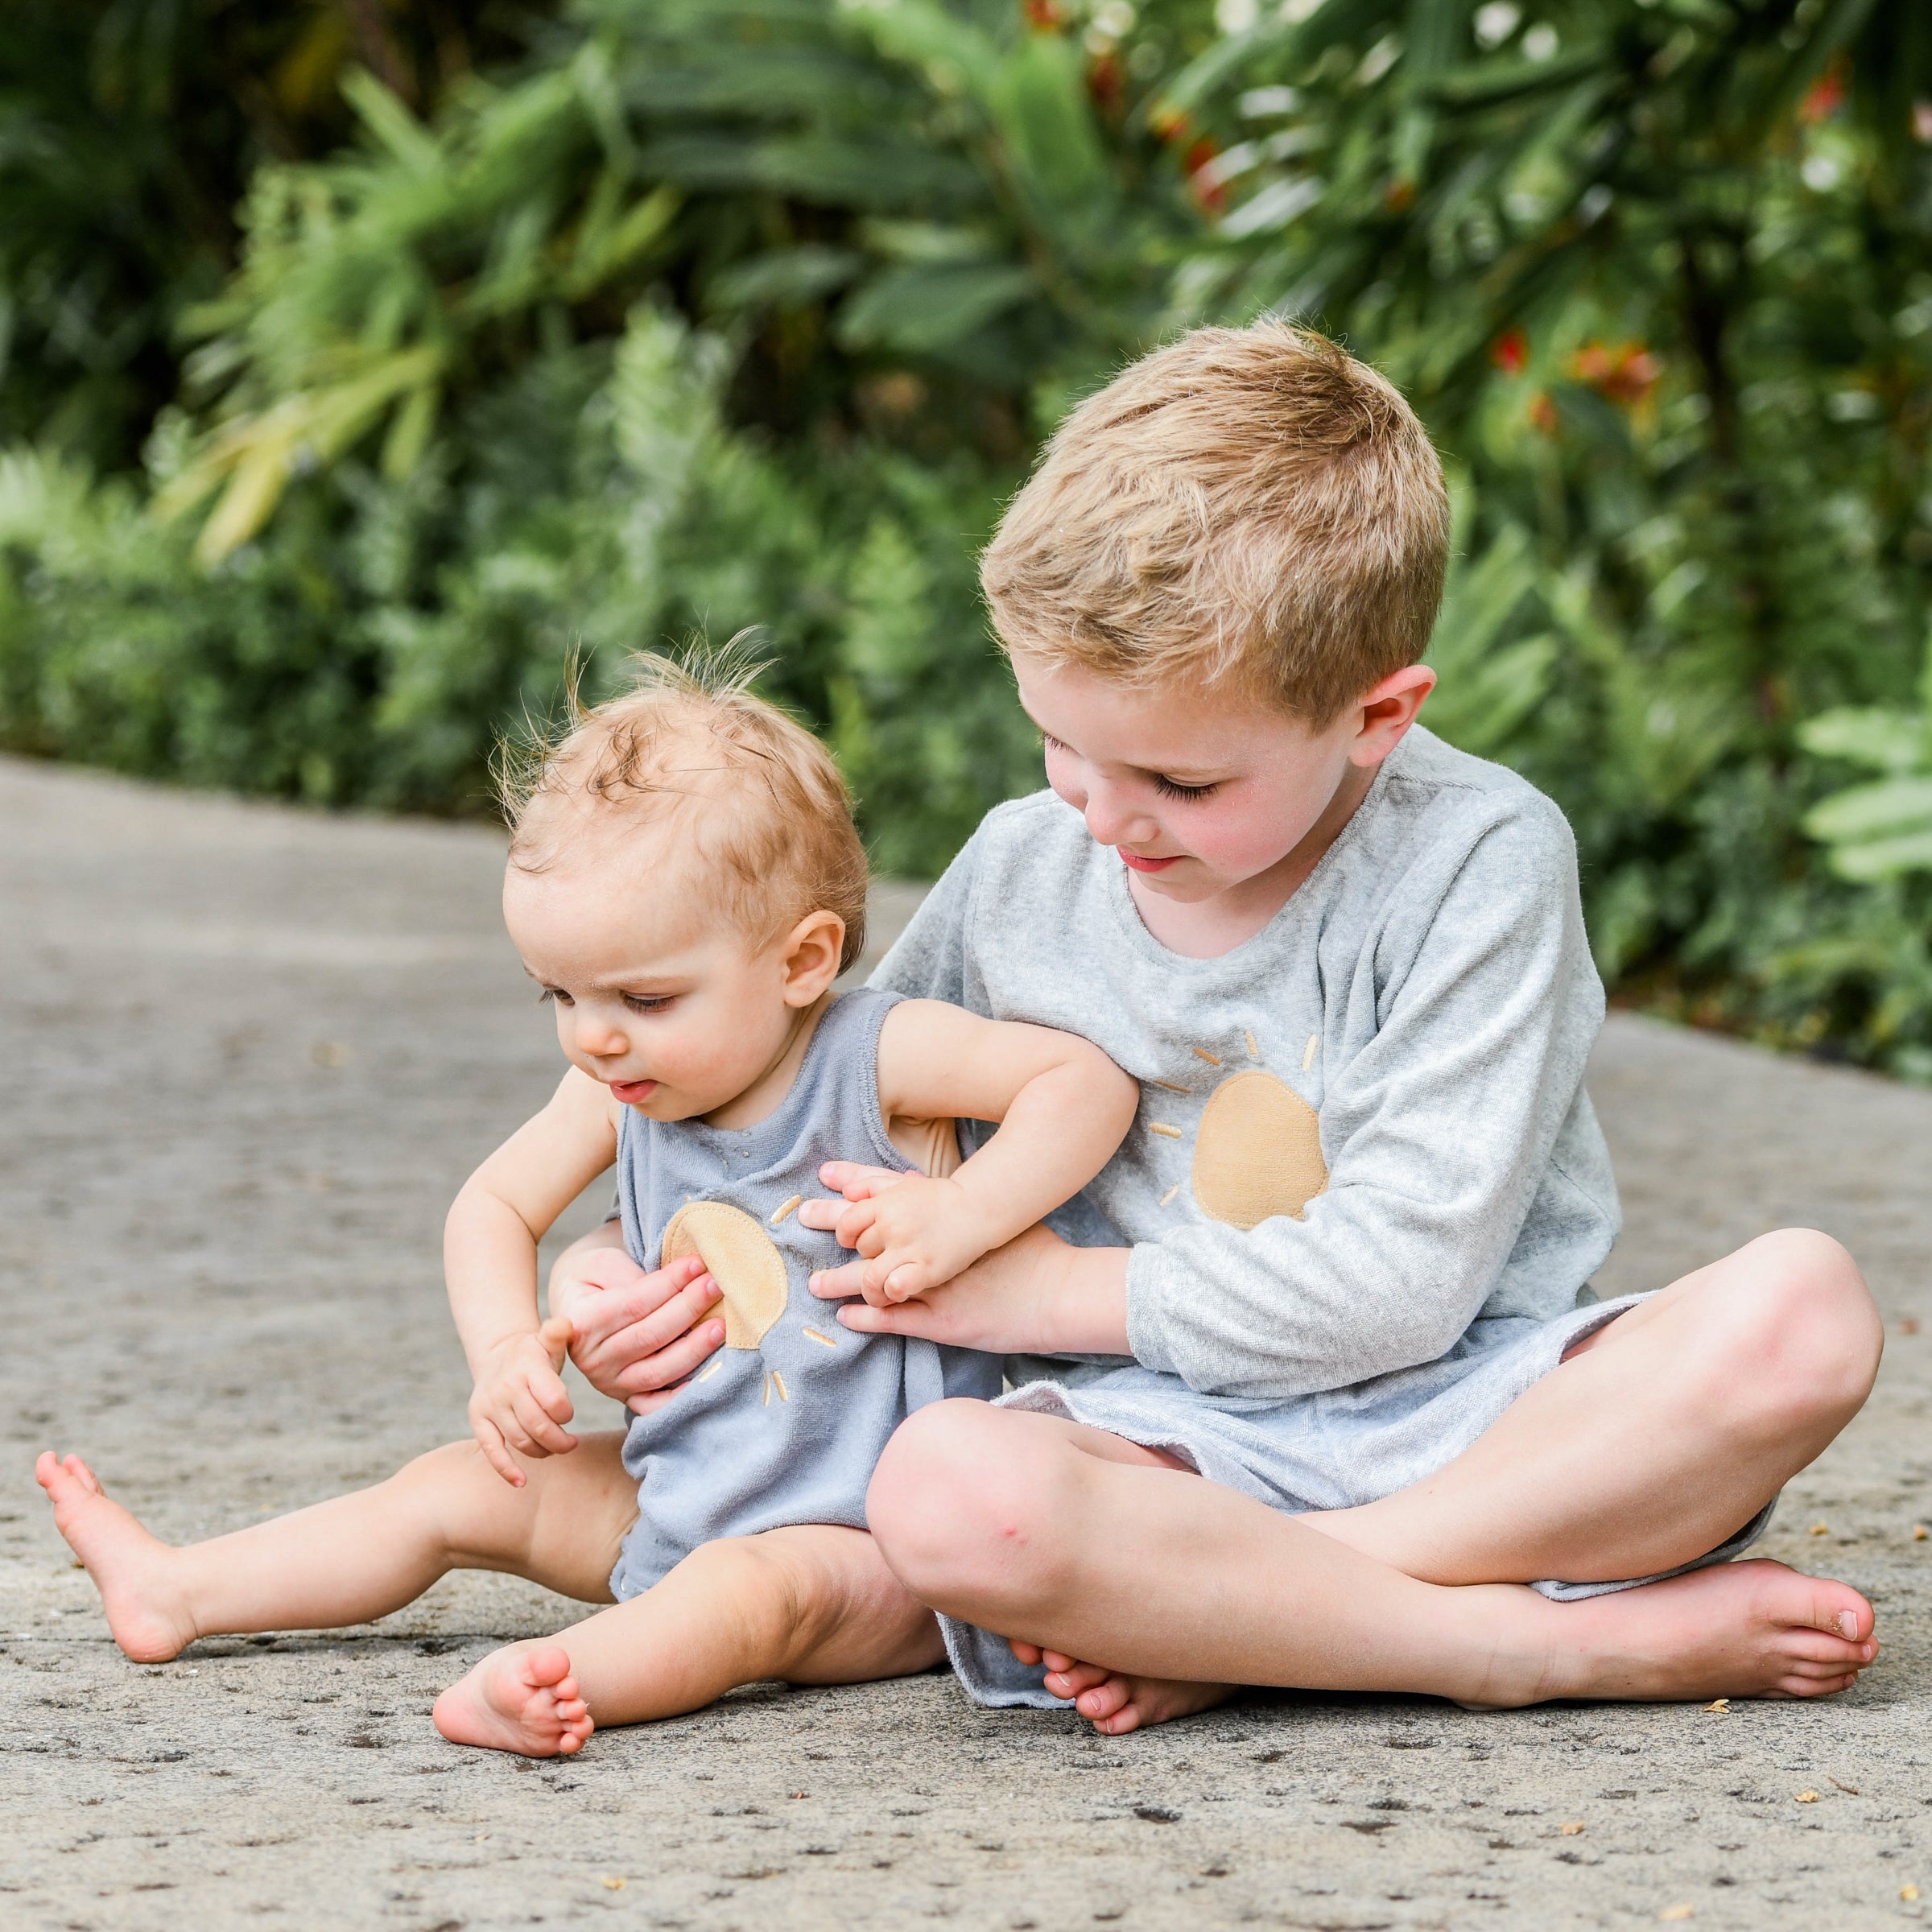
[
  {"xmin": 659, "ymin": 1199, "xmax": 837, "ymax": 1406},
  {"xmin": 1144, "ymin": 1032, "xmax": 1328, "ymax": 1230}
]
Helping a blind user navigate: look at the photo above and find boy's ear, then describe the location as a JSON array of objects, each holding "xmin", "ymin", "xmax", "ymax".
[
  {"xmin": 1347, "ymin": 663, "xmax": 1436, "ymax": 767},
  {"xmin": 779, "ymin": 909, "xmax": 847, "ymax": 1005}
]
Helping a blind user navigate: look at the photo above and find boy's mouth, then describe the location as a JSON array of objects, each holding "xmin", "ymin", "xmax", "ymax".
[
  {"xmin": 1119, "ymin": 850, "xmax": 1182, "ymax": 873},
  {"xmin": 609, "ymin": 1077, "xmax": 658, "ymax": 1105}
]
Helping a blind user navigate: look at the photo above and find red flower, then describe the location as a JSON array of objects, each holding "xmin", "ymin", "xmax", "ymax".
[
  {"xmin": 1022, "ymin": 0, "xmax": 1065, "ymax": 29},
  {"xmin": 1799, "ymin": 66, "xmax": 1844, "ymax": 124},
  {"xmin": 1567, "ymin": 341, "xmax": 1660, "ymax": 407},
  {"xmin": 1088, "ymin": 51, "xmax": 1124, "ymax": 116},
  {"xmin": 1490, "ymin": 329, "xmax": 1530, "ymax": 376}
]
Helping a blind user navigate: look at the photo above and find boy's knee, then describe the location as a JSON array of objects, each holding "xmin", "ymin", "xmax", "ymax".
[
  {"xmin": 1707, "ymin": 1229, "xmax": 1880, "ymax": 1430},
  {"xmin": 867, "ymin": 1402, "xmax": 1069, "ymax": 1612}
]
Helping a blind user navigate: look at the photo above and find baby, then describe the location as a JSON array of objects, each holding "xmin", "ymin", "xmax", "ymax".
[{"xmin": 36, "ymin": 654, "xmax": 1137, "ymax": 1756}]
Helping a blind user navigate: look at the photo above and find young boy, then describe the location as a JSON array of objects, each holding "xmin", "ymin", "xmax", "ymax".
[
  {"xmin": 37, "ymin": 658, "xmax": 1137, "ymax": 1755},
  {"xmin": 551, "ymin": 324, "xmax": 1885, "ymax": 1732}
]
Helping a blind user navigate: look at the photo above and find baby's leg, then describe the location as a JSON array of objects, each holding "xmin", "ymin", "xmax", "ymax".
[
  {"xmin": 434, "ymin": 1524, "xmax": 940, "ymax": 1756},
  {"xmin": 35, "ymin": 1434, "xmax": 637, "ymax": 1662}
]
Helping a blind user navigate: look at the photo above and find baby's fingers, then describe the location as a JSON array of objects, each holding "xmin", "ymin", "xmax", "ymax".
[
  {"xmin": 473, "ymin": 1417, "xmax": 526, "ymax": 1488},
  {"xmin": 510, "ymin": 1386, "xmax": 577, "ymax": 1457}
]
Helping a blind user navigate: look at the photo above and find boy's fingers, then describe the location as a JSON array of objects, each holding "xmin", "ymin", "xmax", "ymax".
[
  {"xmin": 817, "ymin": 1162, "xmax": 906, "ymax": 1200},
  {"xmin": 579, "ymin": 1275, "xmax": 721, "ymax": 1376},
  {"xmin": 575, "ymin": 1256, "xmax": 708, "ymax": 1340},
  {"xmin": 807, "ymin": 1260, "xmax": 869, "ymax": 1299},
  {"xmin": 611, "ymin": 1318, "xmax": 726, "ymax": 1397}
]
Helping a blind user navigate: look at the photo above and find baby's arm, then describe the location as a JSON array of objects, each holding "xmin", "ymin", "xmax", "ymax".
[
  {"xmin": 834, "ymin": 1001, "xmax": 1138, "ymax": 1302},
  {"xmin": 445, "ymin": 1069, "xmax": 621, "ymax": 1484}
]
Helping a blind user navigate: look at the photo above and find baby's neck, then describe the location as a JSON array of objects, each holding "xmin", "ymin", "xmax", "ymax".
[{"xmin": 700, "ymin": 992, "xmax": 832, "ymax": 1131}]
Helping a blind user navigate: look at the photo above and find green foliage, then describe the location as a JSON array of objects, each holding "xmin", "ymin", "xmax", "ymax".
[{"xmin": 4, "ymin": 0, "xmax": 1932, "ymax": 1075}]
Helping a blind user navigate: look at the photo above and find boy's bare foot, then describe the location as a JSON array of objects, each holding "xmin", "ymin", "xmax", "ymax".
[
  {"xmin": 432, "ymin": 1643, "xmax": 595, "ymax": 1757},
  {"xmin": 1482, "ymin": 1559, "xmax": 1877, "ymax": 1706},
  {"xmin": 1009, "ymin": 1638, "xmax": 1235, "ymax": 1735},
  {"xmin": 35, "ymin": 1452, "xmax": 197, "ymax": 1663}
]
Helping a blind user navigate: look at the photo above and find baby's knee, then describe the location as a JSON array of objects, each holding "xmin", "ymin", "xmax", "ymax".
[{"xmin": 866, "ymin": 1402, "xmax": 1070, "ymax": 1612}]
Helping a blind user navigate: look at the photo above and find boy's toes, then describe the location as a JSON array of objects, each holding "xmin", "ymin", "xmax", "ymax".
[
  {"xmin": 1073, "ymin": 1675, "xmax": 1133, "ymax": 1723},
  {"xmin": 1044, "ymin": 1661, "xmax": 1112, "ymax": 1700}
]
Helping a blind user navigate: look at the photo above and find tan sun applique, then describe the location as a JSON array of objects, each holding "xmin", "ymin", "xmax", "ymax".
[
  {"xmin": 659, "ymin": 1200, "xmax": 789, "ymax": 1349},
  {"xmin": 1191, "ymin": 1070, "xmax": 1328, "ymax": 1230}
]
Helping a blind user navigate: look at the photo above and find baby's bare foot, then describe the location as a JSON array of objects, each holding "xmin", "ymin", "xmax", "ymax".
[
  {"xmin": 432, "ymin": 1644, "xmax": 594, "ymax": 1757},
  {"xmin": 35, "ymin": 1452, "xmax": 197, "ymax": 1663},
  {"xmin": 1481, "ymin": 1559, "xmax": 1878, "ymax": 1707}
]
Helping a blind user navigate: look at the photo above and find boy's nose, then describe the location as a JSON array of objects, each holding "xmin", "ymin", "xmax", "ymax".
[{"xmin": 1081, "ymin": 787, "xmax": 1159, "ymax": 850}]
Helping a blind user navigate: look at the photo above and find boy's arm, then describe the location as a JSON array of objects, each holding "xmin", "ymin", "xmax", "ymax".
[
  {"xmin": 826, "ymin": 803, "xmax": 1614, "ymax": 1393},
  {"xmin": 819, "ymin": 1001, "xmax": 1137, "ymax": 1302},
  {"xmin": 445, "ymin": 1067, "xmax": 621, "ymax": 1483}
]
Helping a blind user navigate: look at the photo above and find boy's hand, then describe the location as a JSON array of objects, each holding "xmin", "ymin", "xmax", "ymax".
[
  {"xmin": 468, "ymin": 1316, "xmax": 578, "ymax": 1486},
  {"xmin": 550, "ymin": 1241, "xmax": 726, "ymax": 1415},
  {"xmin": 801, "ymin": 1166, "xmax": 987, "ymax": 1304},
  {"xmin": 808, "ymin": 1219, "xmax": 1134, "ymax": 1356}
]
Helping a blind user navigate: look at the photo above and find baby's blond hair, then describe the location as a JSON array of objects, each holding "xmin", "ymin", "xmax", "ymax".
[
  {"xmin": 497, "ymin": 646, "xmax": 868, "ymax": 972},
  {"xmin": 981, "ymin": 323, "xmax": 1450, "ymax": 724}
]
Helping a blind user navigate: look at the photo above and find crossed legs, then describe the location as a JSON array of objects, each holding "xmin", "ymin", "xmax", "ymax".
[
  {"xmin": 867, "ymin": 1229, "xmax": 1885, "ymax": 1732},
  {"xmin": 37, "ymin": 1431, "xmax": 939, "ymax": 1756}
]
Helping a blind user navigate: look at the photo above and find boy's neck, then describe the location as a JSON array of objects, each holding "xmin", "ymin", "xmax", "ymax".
[
  {"xmin": 700, "ymin": 992, "xmax": 833, "ymax": 1131},
  {"xmin": 1129, "ymin": 761, "xmax": 1378, "ymax": 960}
]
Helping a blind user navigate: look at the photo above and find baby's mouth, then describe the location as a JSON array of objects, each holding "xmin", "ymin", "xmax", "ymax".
[
  {"xmin": 609, "ymin": 1077, "xmax": 658, "ymax": 1105},
  {"xmin": 1119, "ymin": 850, "xmax": 1182, "ymax": 873}
]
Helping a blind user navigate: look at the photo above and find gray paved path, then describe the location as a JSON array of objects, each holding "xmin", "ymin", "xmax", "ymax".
[{"xmin": 2, "ymin": 754, "xmax": 1930, "ymax": 1930}]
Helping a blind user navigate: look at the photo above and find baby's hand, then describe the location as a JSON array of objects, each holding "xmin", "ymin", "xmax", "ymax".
[
  {"xmin": 467, "ymin": 1316, "xmax": 577, "ymax": 1487},
  {"xmin": 819, "ymin": 1173, "xmax": 991, "ymax": 1305}
]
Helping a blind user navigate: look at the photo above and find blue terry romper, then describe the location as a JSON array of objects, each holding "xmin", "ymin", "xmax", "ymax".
[{"xmin": 606, "ymin": 986, "xmax": 1001, "ymax": 1600}]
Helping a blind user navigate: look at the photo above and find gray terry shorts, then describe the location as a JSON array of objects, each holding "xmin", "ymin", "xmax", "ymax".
[{"xmin": 941, "ymin": 1292, "xmax": 1777, "ymax": 1707}]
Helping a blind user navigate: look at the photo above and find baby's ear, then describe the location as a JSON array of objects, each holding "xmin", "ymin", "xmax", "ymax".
[{"xmin": 779, "ymin": 908, "xmax": 846, "ymax": 1004}]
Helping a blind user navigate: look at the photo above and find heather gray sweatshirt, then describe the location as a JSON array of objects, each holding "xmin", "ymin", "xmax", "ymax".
[{"xmin": 870, "ymin": 725, "xmax": 1620, "ymax": 1401}]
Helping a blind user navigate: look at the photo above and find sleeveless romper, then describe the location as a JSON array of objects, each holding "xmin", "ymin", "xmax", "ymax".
[{"xmin": 607, "ymin": 986, "xmax": 1002, "ymax": 1600}]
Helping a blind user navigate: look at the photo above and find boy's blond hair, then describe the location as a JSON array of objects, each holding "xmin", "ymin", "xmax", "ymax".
[
  {"xmin": 981, "ymin": 323, "xmax": 1450, "ymax": 724},
  {"xmin": 497, "ymin": 647, "xmax": 868, "ymax": 972}
]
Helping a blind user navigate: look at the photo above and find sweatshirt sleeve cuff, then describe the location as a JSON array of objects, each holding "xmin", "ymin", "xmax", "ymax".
[{"xmin": 1122, "ymin": 1241, "xmax": 1182, "ymax": 1377}]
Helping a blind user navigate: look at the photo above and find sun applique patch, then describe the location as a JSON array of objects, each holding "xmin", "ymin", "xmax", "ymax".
[
  {"xmin": 1144, "ymin": 1030, "xmax": 1329, "ymax": 1230},
  {"xmin": 659, "ymin": 1199, "xmax": 798, "ymax": 1404},
  {"xmin": 1191, "ymin": 1069, "xmax": 1327, "ymax": 1229}
]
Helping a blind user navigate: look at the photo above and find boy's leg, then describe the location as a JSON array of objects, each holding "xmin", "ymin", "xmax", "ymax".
[
  {"xmin": 867, "ymin": 1402, "xmax": 1875, "ymax": 1725},
  {"xmin": 35, "ymin": 1433, "xmax": 638, "ymax": 1662},
  {"xmin": 1298, "ymin": 1228, "xmax": 1882, "ymax": 1587},
  {"xmin": 432, "ymin": 1524, "xmax": 943, "ymax": 1756}
]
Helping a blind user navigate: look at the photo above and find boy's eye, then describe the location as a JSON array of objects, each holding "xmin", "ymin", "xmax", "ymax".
[
  {"xmin": 622, "ymin": 993, "xmax": 674, "ymax": 1014},
  {"xmin": 538, "ymin": 986, "xmax": 574, "ymax": 1007},
  {"xmin": 1153, "ymin": 774, "xmax": 1220, "ymax": 801}
]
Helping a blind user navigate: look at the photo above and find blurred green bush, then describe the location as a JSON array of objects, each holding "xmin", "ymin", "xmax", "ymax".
[{"xmin": 2, "ymin": 0, "xmax": 1931, "ymax": 1076}]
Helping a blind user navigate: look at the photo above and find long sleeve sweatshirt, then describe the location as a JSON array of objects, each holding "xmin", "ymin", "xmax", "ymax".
[{"xmin": 870, "ymin": 725, "xmax": 1621, "ymax": 1401}]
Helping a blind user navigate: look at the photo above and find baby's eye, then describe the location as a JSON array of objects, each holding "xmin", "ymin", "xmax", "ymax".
[
  {"xmin": 1153, "ymin": 774, "xmax": 1219, "ymax": 801},
  {"xmin": 621, "ymin": 993, "xmax": 674, "ymax": 1014},
  {"xmin": 537, "ymin": 986, "xmax": 573, "ymax": 1007},
  {"xmin": 1040, "ymin": 733, "xmax": 1067, "ymax": 753}
]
